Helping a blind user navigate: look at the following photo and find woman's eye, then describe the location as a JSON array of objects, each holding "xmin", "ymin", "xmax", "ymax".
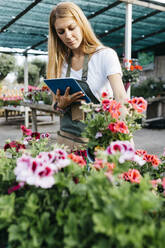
[
  {"xmin": 69, "ymin": 26, "xmax": 76, "ymax": 31},
  {"xmin": 57, "ymin": 30, "xmax": 64, "ymax": 35}
]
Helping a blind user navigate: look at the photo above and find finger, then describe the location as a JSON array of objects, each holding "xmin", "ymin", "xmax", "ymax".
[
  {"xmin": 56, "ymin": 89, "xmax": 60, "ymax": 96},
  {"xmin": 71, "ymin": 91, "xmax": 84, "ymax": 98},
  {"xmin": 75, "ymin": 99, "xmax": 85, "ymax": 103},
  {"xmin": 72, "ymin": 95, "xmax": 85, "ymax": 102},
  {"xmin": 64, "ymin": 87, "xmax": 70, "ymax": 96}
]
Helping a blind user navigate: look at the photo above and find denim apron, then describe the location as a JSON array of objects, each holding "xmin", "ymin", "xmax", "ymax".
[{"xmin": 57, "ymin": 54, "xmax": 99, "ymax": 151}]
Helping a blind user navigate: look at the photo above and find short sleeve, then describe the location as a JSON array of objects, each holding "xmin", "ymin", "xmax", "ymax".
[{"xmin": 101, "ymin": 48, "xmax": 122, "ymax": 77}]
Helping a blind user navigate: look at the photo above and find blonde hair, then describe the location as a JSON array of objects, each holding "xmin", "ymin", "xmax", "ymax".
[{"xmin": 47, "ymin": 2, "xmax": 103, "ymax": 79}]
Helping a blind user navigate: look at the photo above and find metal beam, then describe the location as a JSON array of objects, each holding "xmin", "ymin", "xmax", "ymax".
[
  {"xmin": 23, "ymin": 1, "xmax": 122, "ymax": 53},
  {"xmin": 23, "ymin": 38, "xmax": 48, "ymax": 54},
  {"xmin": 133, "ymin": 41, "xmax": 165, "ymax": 55},
  {"xmin": 0, "ymin": 0, "xmax": 42, "ymax": 33},
  {"xmin": 87, "ymin": 1, "xmax": 121, "ymax": 19},
  {"xmin": 98, "ymin": 9, "xmax": 160, "ymax": 38},
  {"xmin": 112, "ymin": 26, "xmax": 165, "ymax": 49},
  {"xmin": 119, "ymin": 0, "xmax": 165, "ymax": 11}
]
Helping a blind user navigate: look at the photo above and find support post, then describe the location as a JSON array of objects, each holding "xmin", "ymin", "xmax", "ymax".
[
  {"xmin": 24, "ymin": 54, "xmax": 29, "ymax": 127},
  {"xmin": 124, "ymin": 3, "xmax": 132, "ymax": 98}
]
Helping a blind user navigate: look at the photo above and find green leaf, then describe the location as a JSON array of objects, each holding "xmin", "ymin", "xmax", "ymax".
[{"xmin": 0, "ymin": 194, "xmax": 15, "ymax": 229}]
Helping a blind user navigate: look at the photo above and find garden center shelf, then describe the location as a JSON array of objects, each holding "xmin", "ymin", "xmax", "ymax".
[
  {"xmin": 144, "ymin": 96, "xmax": 165, "ymax": 128},
  {"xmin": 21, "ymin": 102, "xmax": 57, "ymax": 132}
]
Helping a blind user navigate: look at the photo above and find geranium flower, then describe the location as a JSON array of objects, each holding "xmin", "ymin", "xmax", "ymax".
[
  {"xmin": 14, "ymin": 149, "xmax": 70, "ymax": 189},
  {"xmin": 68, "ymin": 153, "xmax": 86, "ymax": 167},
  {"xmin": 163, "ymin": 148, "xmax": 165, "ymax": 157},
  {"xmin": 106, "ymin": 141, "xmax": 145, "ymax": 166},
  {"xmin": 129, "ymin": 97, "xmax": 147, "ymax": 113},
  {"xmin": 151, "ymin": 178, "xmax": 161, "ymax": 189},
  {"xmin": 143, "ymin": 154, "xmax": 161, "ymax": 167},
  {"xmin": 101, "ymin": 92, "xmax": 108, "ymax": 98},
  {"xmin": 4, "ymin": 141, "xmax": 26, "ymax": 152},
  {"xmin": 31, "ymin": 132, "xmax": 40, "ymax": 140},
  {"xmin": 122, "ymin": 169, "xmax": 141, "ymax": 184},
  {"xmin": 20, "ymin": 125, "xmax": 32, "ymax": 136},
  {"xmin": 108, "ymin": 121, "xmax": 129, "ymax": 134},
  {"xmin": 135, "ymin": 149, "xmax": 147, "ymax": 156},
  {"xmin": 108, "ymin": 100, "xmax": 121, "ymax": 119},
  {"xmin": 41, "ymin": 133, "xmax": 50, "ymax": 139}
]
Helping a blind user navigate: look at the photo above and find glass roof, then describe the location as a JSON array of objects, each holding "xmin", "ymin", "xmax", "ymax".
[{"xmin": 0, "ymin": 0, "xmax": 165, "ymax": 56}]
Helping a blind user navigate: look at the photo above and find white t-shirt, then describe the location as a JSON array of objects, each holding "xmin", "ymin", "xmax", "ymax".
[{"xmin": 61, "ymin": 47, "xmax": 122, "ymax": 100}]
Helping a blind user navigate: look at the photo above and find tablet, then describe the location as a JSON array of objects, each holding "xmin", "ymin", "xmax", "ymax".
[{"xmin": 44, "ymin": 78, "xmax": 91, "ymax": 103}]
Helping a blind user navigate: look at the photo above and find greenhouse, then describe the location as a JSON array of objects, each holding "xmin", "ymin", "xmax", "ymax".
[{"xmin": 0, "ymin": 1, "xmax": 165, "ymax": 248}]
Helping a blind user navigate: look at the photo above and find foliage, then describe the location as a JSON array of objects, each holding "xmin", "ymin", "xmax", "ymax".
[
  {"xmin": 24, "ymin": 86, "xmax": 52, "ymax": 105},
  {"xmin": 81, "ymin": 93, "xmax": 147, "ymax": 151},
  {"xmin": 16, "ymin": 58, "xmax": 46, "ymax": 86},
  {"xmin": 31, "ymin": 59, "xmax": 47, "ymax": 79},
  {"xmin": 138, "ymin": 51, "xmax": 154, "ymax": 66},
  {"xmin": 0, "ymin": 54, "xmax": 16, "ymax": 80},
  {"xmin": 0, "ymin": 99, "xmax": 21, "ymax": 107},
  {"xmin": 131, "ymin": 78, "xmax": 165, "ymax": 99},
  {"xmin": 0, "ymin": 97, "xmax": 165, "ymax": 248},
  {"xmin": 17, "ymin": 64, "xmax": 40, "ymax": 86},
  {"xmin": 122, "ymin": 59, "xmax": 142, "ymax": 85}
]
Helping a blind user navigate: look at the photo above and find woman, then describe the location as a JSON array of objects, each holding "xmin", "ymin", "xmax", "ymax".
[{"xmin": 47, "ymin": 2, "xmax": 128, "ymax": 151}]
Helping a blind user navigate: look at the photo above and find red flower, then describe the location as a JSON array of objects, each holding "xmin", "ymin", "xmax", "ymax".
[
  {"xmin": 101, "ymin": 92, "xmax": 108, "ymax": 98},
  {"xmin": 68, "ymin": 153, "xmax": 86, "ymax": 167},
  {"xmin": 4, "ymin": 141, "xmax": 26, "ymax": 152},
  {"xmin": 129, "ymin": 97, "xmax": 147, "ymax": 113},
  {"xmin": 108, "ymin": 121, "xmax": 129, "ymax": 134},
  {"xmin": 123, "ymin": 169, "xmax": 141, "ymax": 184},
  {"xmin": 31, "ymin": 132, "xmax": 40, "ymax": 140},
  {"xmin": 130, "ymin": 65, "xmax": 134, "ymax": 71},
  {"xmin": 135, "ymin": 149, "xmax": 147, "ymax": 156},
  {"xmin": 143, "ymin": 154, "xmax": 161, "ymax": 167}
]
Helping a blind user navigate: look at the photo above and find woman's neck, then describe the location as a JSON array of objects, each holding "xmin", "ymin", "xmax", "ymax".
[{"xmin": 71, "ymin": 47, "xmax": 84, "ymax": 58}]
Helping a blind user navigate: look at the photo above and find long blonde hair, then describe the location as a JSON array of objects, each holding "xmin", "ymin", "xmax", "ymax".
[{"xmin": 47, "ymin": 2, "xmax": 103, "ymax": 79}]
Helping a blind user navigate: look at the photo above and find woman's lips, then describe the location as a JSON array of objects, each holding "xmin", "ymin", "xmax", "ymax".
[{"xmin": 67, "ymin": 40, "xmax": 75, "ymax": 46}]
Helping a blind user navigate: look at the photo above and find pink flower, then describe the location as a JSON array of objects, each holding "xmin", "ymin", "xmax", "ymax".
[
  {"xmin": 8, "ymin": 182, "xmax": 25, "ymax": 194},
  {"xmin": 106, "ymin": 141, "xmax": 145, "ymax": 166},
  {"xmin": 163, "ymin": 148, "xmax": 165, "ymax": 157},
  {"xmin": 162, "ymin": 178, "xmax": 165, "ymax": 190},
  {"xmin": 41, "ymin": 133, "xmax": 50, "ymax": 139},
  {"xmin": 151, "ymin": 178, "xmax": 161, "ymax": 189},
  {"xmin": 21, "ymin": 125, "xmax": 32, "ymax": 136},
  {"xmin": 129, "ymin": 97, "xmax": 147, "ymax": 113},
  {"xmin": 14, "ymin": 149, "xmax": 70, "ymax": 188}
]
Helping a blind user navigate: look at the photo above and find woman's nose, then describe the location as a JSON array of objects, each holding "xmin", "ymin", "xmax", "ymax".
[{"xmin": 65, "ymin": 30, "xmax": 72, "ymax": 39}]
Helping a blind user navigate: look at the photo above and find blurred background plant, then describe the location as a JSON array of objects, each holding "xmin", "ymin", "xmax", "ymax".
[
  {"xmin": 23, "ymin": 85, "xmax": 52, "ymax": 105},
  {"xmin": 122, "ymin": 59, "xmax": 143, "ymax": 85},
  {"xmin": 131, "ymin": 78, "xmax": 165, "ymax": 99}
]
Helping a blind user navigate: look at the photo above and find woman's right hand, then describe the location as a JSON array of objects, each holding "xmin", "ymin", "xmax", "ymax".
[{"xmin": 55, "ymin": 87, "xmax": 84, "ymax": 109}]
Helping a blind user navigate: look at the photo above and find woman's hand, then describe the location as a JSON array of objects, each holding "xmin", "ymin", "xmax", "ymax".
[{"xmin": 55, "ymin": 87, "xmax": 84, "ymax": 109}]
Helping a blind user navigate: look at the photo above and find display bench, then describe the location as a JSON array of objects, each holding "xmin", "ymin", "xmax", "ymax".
[
  {"xmin": 21, "ymin": 102, "xmax": 57, "ymax": 132},
  {"xmin": 144, "ymin": 96, "xmax": 165, "ymax": 128},
  {"xmin": 3, "ymin": 105, "xmax": 30, "ymax": 121}
]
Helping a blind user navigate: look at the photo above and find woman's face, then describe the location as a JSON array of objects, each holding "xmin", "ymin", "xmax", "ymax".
[{"xmin": 54, "ymin": 17, "xmax": 83, "ymax": 50}]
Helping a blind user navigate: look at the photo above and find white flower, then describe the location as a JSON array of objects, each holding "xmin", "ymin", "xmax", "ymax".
[
  {"xmin": 95, "ymin": 132, "xmax": 103, "ymax": 139},
  {"xmin": 14, "ymin": 148, "xmax": 70, "ymax": 189},
  {"xmin": 106, "ymin": 140, "xmax": 145, "ymax": 166}
]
